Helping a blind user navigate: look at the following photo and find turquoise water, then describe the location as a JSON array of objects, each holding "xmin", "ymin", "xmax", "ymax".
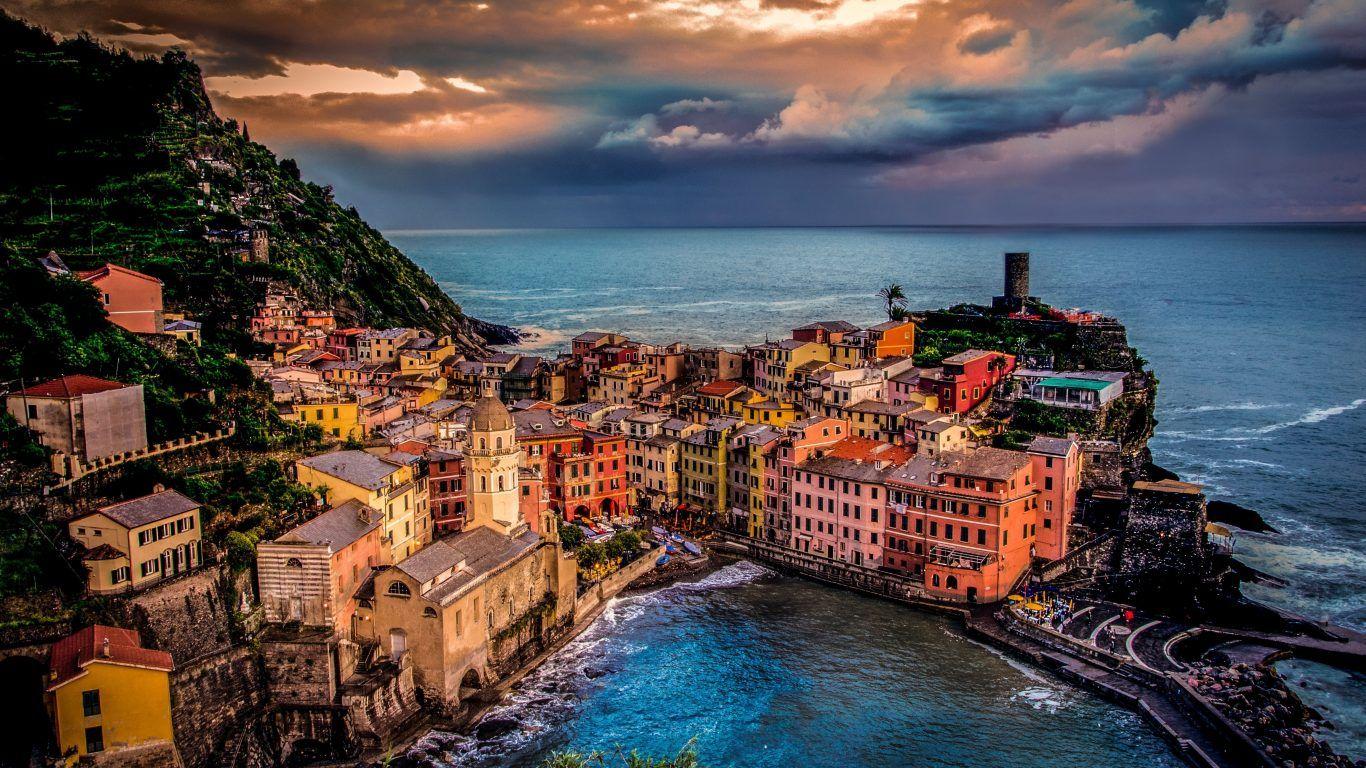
[
  {"xmin": 441, "ymin": 563, "xmax": 1183, "ymax": 768},
  {"xmin": 390, "ymin": 226, "xmax": 1366, "ymax": 766}
]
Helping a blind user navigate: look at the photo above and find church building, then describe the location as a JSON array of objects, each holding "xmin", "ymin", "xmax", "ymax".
[{"xmin": 359, "ymin": 394, "xmax": 578, "ymax": 706}]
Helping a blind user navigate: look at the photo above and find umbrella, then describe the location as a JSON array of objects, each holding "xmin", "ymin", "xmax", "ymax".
[
  {"xmin": 1024, "ymin": 602, "xmax": 1046, "ymax": 611},
  {"xmin": 1007, "ymin": 595, "xmax": 1025, "ymax": 603}
]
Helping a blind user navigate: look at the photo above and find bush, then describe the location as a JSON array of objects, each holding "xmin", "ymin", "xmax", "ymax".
[
  {"xmin": 558, "ymin": 520, "xmax": 585, "ymax": 550},
  {"xmin": 605, "ymin": 529, "xmax": 643, "ymax": 563},
  {"xmin": 224, "ymin": 530, "xmax": 257, "ymax": 572}
]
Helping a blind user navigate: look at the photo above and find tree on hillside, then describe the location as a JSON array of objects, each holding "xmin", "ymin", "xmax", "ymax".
[{"xmin": 878, "ymin": 283, "xmax": 907, "ymax": 319}]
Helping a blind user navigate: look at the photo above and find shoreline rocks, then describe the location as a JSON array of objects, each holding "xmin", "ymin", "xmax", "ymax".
[{"xmin": 1189, "ymin": 662, "xmax": 1362, "ymax": 768}]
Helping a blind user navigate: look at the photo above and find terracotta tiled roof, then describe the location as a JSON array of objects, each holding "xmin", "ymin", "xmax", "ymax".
[
  {"xmin": 48, "ymin": 625, "xmax": 173, "ymax": 690},
  {"xmin": 15, "ymin": 374, "xmax": 129, "ymax": 399},
  {"xmin": 76, "ymin": 263, "xmax": 162, "ymax": 285},
  {"xmin": 697, "ymin": 379, "xmax": 744, "ymax": 396},
  {"xmin": 824, "ymin": 436, "xmax": 916, "ymax": 465}
]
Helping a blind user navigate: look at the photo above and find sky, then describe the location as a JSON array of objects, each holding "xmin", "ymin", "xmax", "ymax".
[{"xmin": 11, "ymin": 0, "xmax": 1366, "ymax": 227}]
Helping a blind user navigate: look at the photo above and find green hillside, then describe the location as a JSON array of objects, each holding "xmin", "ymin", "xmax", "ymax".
[{"xmin": 0, "ymin": 11, "xmax": 514, "ymax": 352}]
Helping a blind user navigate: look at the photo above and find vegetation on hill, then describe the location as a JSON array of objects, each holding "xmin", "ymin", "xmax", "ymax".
[
  {"xmin": 0, "ymin": 10, "xmax": 513, "ymax": 351},
  {"xmin": 0, "ymin": 11, "xmax": 512, "ymax": 620}
]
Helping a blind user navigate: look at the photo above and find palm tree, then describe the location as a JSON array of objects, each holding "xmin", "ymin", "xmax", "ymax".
[{"xmin": 878, "ymin": 283, "xmax": 907, "ymax": 319}]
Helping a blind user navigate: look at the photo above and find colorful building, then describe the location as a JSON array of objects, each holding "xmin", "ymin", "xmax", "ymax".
[
  {"xmin": 47, "ymin": 625, "xmax": 175, "ymax": 765},
  {"xmin": 257, "ymin": 499, "xmax": 386, "ymax": 630},
  {"xmin": 789, "ymin": 438, "xmax": 914, "ymax": 566},
  {"xmin": 68, "ymin": 488, "xmax": 203, "ymax": 594},
  {"xmin": 883, "ymin": 447, "xmax": 1039, "ymax": 603},
  {"xmin": 918, "ymin": 350, "xmax": 1017, "ymax": 414},
  {"xmin": 1027, "ymin": 436, "xmax": 1081, "ymax": 561},
  {"xmin": 755, "ymin": 340, "xmax": 831, "ymax": 402},
  {"xmin": 78, "ymin": 263, "xmax": 164, "ymax": 334},
  {"xmin": 296, "ymin": 450, "xmax": 430, "ymax": 561},
  {"xmin": 680, "ymin": 417, "xmax": 742, "ymax": 519}
]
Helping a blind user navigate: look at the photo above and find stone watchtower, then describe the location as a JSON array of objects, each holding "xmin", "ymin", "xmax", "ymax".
[
  {"xmin": 992, "ymin": 251, "xmax": 1038, "ymax": 313},
  {"xmin": 465, "ymin": 394, "xmax": 527, "ymax": 538}
]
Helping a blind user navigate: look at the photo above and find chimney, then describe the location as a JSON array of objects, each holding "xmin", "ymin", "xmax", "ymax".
[
  {"xmin": 101, "ymin": 637, "xmax": 111, "ymax": 658},
  {"xmin": 152, "ymin": 483, "xmax": 166, "ymax": 493}
]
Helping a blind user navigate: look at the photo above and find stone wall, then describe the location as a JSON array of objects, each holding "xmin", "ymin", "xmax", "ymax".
[
  {"xmin": 170, "ymin": 645, "xmax": 267, "ymax": 768},
  {"xmin": 261, "ymin": 630, "xmax": 337, "ymax": 705},
  {"xmin": 116, "ymin": 566, "xmax": 248, "ymax": 665},
  {"xmin": 89, "ymin": 740, "xmax": 183, "ymax": 768},
  {"xmin": 341, "ymin": 654, "xmax": 423, "ymax": 753}
]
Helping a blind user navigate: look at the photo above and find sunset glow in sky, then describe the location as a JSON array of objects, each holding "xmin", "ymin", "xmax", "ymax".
[{"xmin": 13, "ymin": 0, "xmax": 1366, "ymax": 226}]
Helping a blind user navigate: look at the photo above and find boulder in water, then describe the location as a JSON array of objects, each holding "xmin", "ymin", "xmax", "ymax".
[
  {"xmin": 475, "ymin": 716, "xmax": 520, "ymax": 740},
  {"xmin": 1208, "ymin": 500, "xmax": 1279, "ymax": 534}
]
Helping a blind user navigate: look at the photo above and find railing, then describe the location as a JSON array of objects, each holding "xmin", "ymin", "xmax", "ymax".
[{"xmin": 44, "ymin": 422, "xmax": 237, "ymax": 493}]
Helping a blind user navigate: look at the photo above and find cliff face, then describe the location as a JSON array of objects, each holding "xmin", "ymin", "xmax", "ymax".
[{"xmin": 0, "ymin": 12, "xmax": 514, "ymax": 354}]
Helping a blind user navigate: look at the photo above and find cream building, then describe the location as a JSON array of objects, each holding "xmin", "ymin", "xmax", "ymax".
[
  {"xmin": 358, "ymin": 395, "xmax": 578, "ymax": 706},
  {"xmin": 68, "ymin": 488, "xmax": 202, "ymax": 593}
]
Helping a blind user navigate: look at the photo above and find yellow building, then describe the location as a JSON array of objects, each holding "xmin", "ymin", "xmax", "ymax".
[
  {"xmin": 728, "ymin": 425, "xmax": 783, "ymax": 538},
  {"xmin": 47, "ymin": 625, "xmax": 175, "ymax": 765},
  {"xmin": 282, "ymin": 397, "xmax": 364, "ymax": 440},
  {"xmin": 68, "ymin": 488, "xmax": 203, "ymax": 594},
  {"xmin": 757, "ymin": 340, "xmax": 830, "ymax": 401},
  {"xmin": 680, "ymin": 417, "xmax": 740, "ymax": 516},
  {"xmin": 296, "ymin": 450, "xmax": 430, "ymax": 560},
  {"xmin": 396, "ymin": 335, "xmax": 455, "ymax": 375},
  {"xmin": 741, "ymin": 399, "xmax": 799, "ymax": 428}
]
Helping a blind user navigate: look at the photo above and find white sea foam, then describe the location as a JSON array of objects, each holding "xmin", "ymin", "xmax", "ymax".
[
  {"xmin": 1165, "ymin": 401, "xmax": 1289, "ymax": 415},
  {"xmin": 1242, "ymin": 398, "xmax": 1366, "ymax": 434},
  {"xmin": 437, "ymin": 561, "xmax": 774, "ymax": 767}
]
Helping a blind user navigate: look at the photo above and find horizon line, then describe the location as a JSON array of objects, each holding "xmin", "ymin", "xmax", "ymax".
[{"xmin": 382, "ymin": 221, "xmax": 1366, "ymax": 234}]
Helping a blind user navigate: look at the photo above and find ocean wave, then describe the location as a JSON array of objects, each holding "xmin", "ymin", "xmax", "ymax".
[
  {"xmin": 436, "ymin": 561, "xmax": 774, "ymax": 767},
  {"xmin": 1240, "ymin": 398, "xmax": 1366, "ymax": 435},
  {"xmin": 1164, "ymin": 401, "xmax": 1290, "ymax": 415},
  {"xmin": 1156, "ymin": 398, "xmax": 1364, "ymax": 443}
]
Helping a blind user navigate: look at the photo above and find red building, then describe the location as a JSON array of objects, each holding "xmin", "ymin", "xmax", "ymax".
[
  {"xmin": 427, "ymin": 448, "xmax": 467, "ymax": 535},
  {"xmin": 548, "ymin": 431, "xmax": 628, "ymax": 521},
  {"xmin": 918, "ymin": 349, "xmax": 1016, "ymax": 414},
  {"xmin": 882, "ymin": 447, "xmax": 1038, "ymax": 603}
]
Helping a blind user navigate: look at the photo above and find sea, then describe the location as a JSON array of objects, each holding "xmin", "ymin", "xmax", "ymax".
[{"xmin": 390, "ymin": 225, "xmax": 1366, "ymax": 765}]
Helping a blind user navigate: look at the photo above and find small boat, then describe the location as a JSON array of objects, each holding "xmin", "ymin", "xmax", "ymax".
[
  {"xmin": 651, "ymin": 526, "xmax": 668, "ymax": 538},
  {"xmin": 670, "ymin": 533, "xmax": 684, "ymax": 543},
  {"xmin": 665, "ymin": 544, "xmax": 677, "ymax": 554},
  {"xmin": 657, "ymin": 554, "xmax": 670, "ymax": 565},
  {"xmin": 683, "ymin": 541, "xmax": 702, "ymax": 556}
]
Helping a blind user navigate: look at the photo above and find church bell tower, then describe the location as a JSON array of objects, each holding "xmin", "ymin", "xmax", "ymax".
[{"xmin": 466, "ymin": 392, "xmax": 526, "ymax": 537}]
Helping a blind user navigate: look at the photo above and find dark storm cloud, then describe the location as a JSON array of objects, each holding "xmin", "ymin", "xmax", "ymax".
[{"xmin": 8, "ymin": 0, "xmax": 1365, "ymax": 223}]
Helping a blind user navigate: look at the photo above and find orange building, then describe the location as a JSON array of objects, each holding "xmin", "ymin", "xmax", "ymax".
[
  {"xmin": 882, "ymin": 447, "xmax": 1039, "ymax": 603},
  {"xmin": 78, "ymin": 264, "xmax": 164, "ymax": 334},
  {"xmin": 864, "ymin": 319, "xmax": 916, "ymax": 358},
  {"xmin": 1027, "ymin": 436, "xmax": 1081, "ymax": 561}
]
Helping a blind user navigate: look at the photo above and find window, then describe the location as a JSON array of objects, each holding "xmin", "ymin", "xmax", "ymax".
[
  {"xmin": 387, "ymin": 581, "xmax": 412, "ymax": 597},
  {"xmin": 1045, "ymin": 476, "xmax": 1053, "ymax": 491},
  {"xmin": 82, "ymin": 689, "xmax": 101, "ymax": 716},
  {"xmin": 26, "ymin": 404, "xmax": 36, "ymax": 420},
  {"xmin": 1043, "ymin": 517, "xmax": 1052, "ymax": 529},
  {"xmin": 85, "ymin": 726, "xmax": 104, "ymax": 754},
  {"xmin": 285, "ymin": 557, "xmax": 303, "ymax": 568},
  {"xmin": 111, "ymin": 566, "xmax": 130, "ymax": 584}
]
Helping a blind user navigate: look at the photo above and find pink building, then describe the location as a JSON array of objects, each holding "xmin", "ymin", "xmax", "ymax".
[
  {"xmin": 788, "ymin": 437, "xmax": 914, "ymax": 567},
  {"xmin": 78, "ymin": 264, "xmax": 164, "ymax": 334}
]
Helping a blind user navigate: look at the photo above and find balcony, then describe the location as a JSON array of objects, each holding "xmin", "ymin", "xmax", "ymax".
[{"xmin": 927, "ymin": 544, "xmax": 993, "ymax": 571}]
